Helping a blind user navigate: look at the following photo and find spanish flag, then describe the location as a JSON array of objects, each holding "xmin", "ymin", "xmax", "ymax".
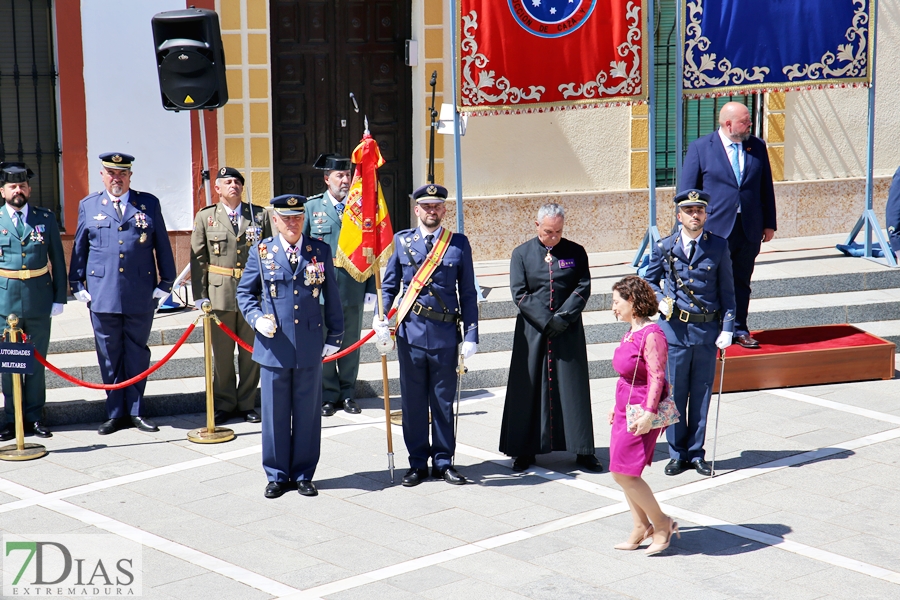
[{"xmin": 335, "ymin": 132, "xmax": 394, "ymax": 282}]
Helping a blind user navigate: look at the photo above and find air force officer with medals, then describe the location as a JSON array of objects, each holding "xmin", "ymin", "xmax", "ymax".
[
  {"xmin": 237, "ymin": 195, "xmax": 343, "ymax": 498},
  {"xmin": 642, "ymin": 190, "xmax": 736, "ymax": 477},
  {"xmin": 375, "ymin": 184, "xmax": 478, "ymax": 487}
]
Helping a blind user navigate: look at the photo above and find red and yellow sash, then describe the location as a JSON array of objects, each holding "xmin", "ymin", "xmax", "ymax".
[{"xmin": 395, "ymin": 228, "xmax": 453, "ymax": 325}]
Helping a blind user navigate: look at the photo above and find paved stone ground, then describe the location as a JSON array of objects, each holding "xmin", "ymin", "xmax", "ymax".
[{"xmin": 3, "ymin": 372, "xmax": 900, "ymax": 599}]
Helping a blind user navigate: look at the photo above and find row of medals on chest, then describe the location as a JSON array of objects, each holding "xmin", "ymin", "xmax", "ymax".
[
  {"xmin": 93, "ymin": 199, "xmax": 151, "ymax": 243},
  {"xmin": 0, "ymin": 224, "xmax": 47, "ymax": 257},
  {"xmin": 208, "ymin": 211, "xmax": 266, "ymax": 256},
  {"xmin": 256, "ymin": 241, "xmax": 325, "ymax": 299}
]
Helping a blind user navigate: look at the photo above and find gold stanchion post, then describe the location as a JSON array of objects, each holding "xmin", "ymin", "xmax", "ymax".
[
  {"xmin": 187, "ymin": 301, "xmax": 235, "ymax": 443},
  {"xmin": 0, "ymin": 314, "xmax": 47, "ymax": 461}
]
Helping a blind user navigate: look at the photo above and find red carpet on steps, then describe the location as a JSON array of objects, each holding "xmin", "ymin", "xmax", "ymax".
[
  {"xmin": 728, "ymin": 324, "xmax": 893, "ymax": 357},
  {"xmin": 714, "ymin": 325, "xmax": 895, "ymax": 392}
]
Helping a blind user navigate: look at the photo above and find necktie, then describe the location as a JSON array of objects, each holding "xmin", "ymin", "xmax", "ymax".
[
  {"xmin": 687, "ymin": 239, "xmax": 696, "ymax": 263},
  {"xmin": 731, "ymin": 142, "xmax": 742, "ymax": 184},
  {"xmin": 425, "ymin": 234, "xmax": 434, "ymax": 254},
  {"xmin": 229, "ymin": 211, "xmax": 239, "ymax": 234},
  {"xmin": 113, "ymin": 199, "xmax": 123, "ymax": 219},
  {"xmin": 14, "ymin": 211, "xmax": 24, "ymax": 237},
  {"xmin": 335, "ymin": 202, "xmax": 345, "ymax": 219}
]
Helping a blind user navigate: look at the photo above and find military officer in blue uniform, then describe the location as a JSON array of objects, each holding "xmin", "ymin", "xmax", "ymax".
[
  {"xmin": 237, "ymin": 194, "xmax": 343, "ymax": 498},
  {"xmin": 0, "ymin": 164, "xmax": 66, "ymax": 441},
  {"xmin": 303, "ymin": 153, "xmax": 376, "ymax": 417},
  {"xmin": 374, "ymin": 184, "xmax": 478, "ymax": 487},
  {"xmin": 642, "ymin": 190, "xmax": 736, "ymax": 477},
  {"xmin": 68, "ymin": 153, "xmax": 177, "ymax": 435}
]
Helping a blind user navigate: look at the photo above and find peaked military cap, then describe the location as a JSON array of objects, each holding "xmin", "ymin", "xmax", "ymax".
[
  {"xmin": 100, "ymin": 152, "xmax": 134, "ymax": 170},
  {"xmin": 271, "ymin": 194, "xmax": 307, "ymax": 216},
  {"xmin": 0, "ymin": 162, "xmax": 34, "ymax": 183},
  {"xmin": 313, "ymin": 153, "xmax": 352, "ymax": 172},
  {"xmin": 216, "ymin": 166, "xmax": 245, "ymax": 185},
  {"xmin": 674, "ymin": 189, "xmax": 710, "ymax": 208},
  {"xmin": 412, "ymin": 183, "xmax": 448, "ymax": 204}
]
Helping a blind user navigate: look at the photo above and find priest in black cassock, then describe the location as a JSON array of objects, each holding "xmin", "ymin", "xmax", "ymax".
[{"xmin": 499, "ymin": 204, "xmax": 602, "ymax": 473}]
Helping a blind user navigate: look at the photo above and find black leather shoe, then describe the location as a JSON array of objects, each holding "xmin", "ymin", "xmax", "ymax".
[
  {"xmin": 243, "ymin": 410, "xmax": 261, "ymax": 423},
  {"xmin": 131, "ymin": 416, "xmax": 159, "ymax": 432},
  {"xmin": 735, "ymin": 334, "xmax": 761, "ymax": 349},
  {"xmin": 401, "ymin": 467, "xmax": 429, "ymax": 487},
  {"xmin": 321, "ymin": 402, "xmax": 336, "ymax": 417},
  {"xmin": 664, "ymin": 459, "xmax": 691, "ymax": 476},
  {"xmin": 576, "ymin": 454, "xmax": 604, "ymax": 472},
  {"xmin": 264, "ymin": 481, "xmax": 286, "ymax": 499},
  {"xmin": 98, "ymin": 417, "xmax": 128, "ymax": 435},
  {"xmin": 342, "ymin": 399, "xmax": 361, "ymax": 414},
  {"xmin": 0, "ymin": 424, "xmax": 13, "ymax": 441},
  {"xmin": 692, "ymin": 459, "xmax": 713, "ymax": 476},
  {"xmin": 512, "ymin": 455, "xmax": 535, "ymax": 472},
  {"xmin": 29, "ymin": 421, "xmax": 52, "ymax": 438},
  {"xmin": 297, "ymin": 480, "xmax": 318, "ymax": 497},
  {"xmin": 433, "ymin": 466, "xmax": 467, "ymax": 485},
  {"xmin": 214, "ymin": 410, "xmax": 234, "ymax": 426}
]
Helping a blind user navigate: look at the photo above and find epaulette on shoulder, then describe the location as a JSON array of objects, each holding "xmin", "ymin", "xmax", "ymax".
[
  {"xmin": 198, "ymin": 204, "xmax": 216, "ymax": 212},
  {"xmin": 259, "ymin": 236, "xmax": 274, "ymax": 245},
  {"xmin": 305, "ymin": 192, "xmax": 325, "ymax": 202}
]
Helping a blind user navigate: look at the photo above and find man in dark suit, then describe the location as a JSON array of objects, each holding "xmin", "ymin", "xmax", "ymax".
[
  {"xmin": 0, "ymin": 163, "xmax": 66, "ymax": 441},
  {"xmin": 191, "ymin": 167, "xmax": 272, "ymax": 425},
  {"xmin": 302, "ymin": 153, "xmax": 376, "ymax": 417},
  {"xmin": 679, "ymin": 102, "xmax": 776, "ymax": 349},
  {"xmin": 237, "ymin": 194, "xmax": 343, "ymax": 499},
  {"xmin": 643, "ymin": 190, "xmax": 736, "ymax": 477},
  {"xmin": 375, "ymin": 184, "xmax": 478, "ymax": 487},
  {"xmin": 68, "ymin": 153, "xmax": 177, "ymax": 435}
]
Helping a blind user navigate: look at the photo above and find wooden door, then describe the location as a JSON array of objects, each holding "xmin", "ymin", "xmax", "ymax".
[{"xmin": 270, "ymin": 1, "xmax": 412, "ymax": 227}]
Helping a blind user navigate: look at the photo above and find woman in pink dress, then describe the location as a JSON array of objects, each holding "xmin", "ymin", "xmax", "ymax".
[{"xmin": 609, "ymin": 276, "xmax": 679, "ymax": 555}]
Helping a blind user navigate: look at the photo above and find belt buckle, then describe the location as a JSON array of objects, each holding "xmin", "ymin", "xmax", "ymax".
[
  {"xmin": 233, "ymin": 268, "xmax": 243, "ymax": 278},
  {"xmin": 412, "ymin": 303, "xmax": 423, "ymax": 316},
  {"xmin": 678, "ymin": 309, "xmax": 689, "ymax": 323},
  {"xmin": 18, "ymin": 269, "xmax": 31, "ymax": 280}
]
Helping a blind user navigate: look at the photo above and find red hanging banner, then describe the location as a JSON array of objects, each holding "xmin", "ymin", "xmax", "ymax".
[{"xmin": 457, "ymin": 0, "xmax": 647, "ymax": 115}]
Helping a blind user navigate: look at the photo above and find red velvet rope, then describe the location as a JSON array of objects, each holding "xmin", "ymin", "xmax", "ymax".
[
  {"xmin": 31, "ymin": 323, "xmax": 197, "ymax": 390},
  {"xmin": 214, "ymin": 307, "xmax": 397, "ymax": 363}
]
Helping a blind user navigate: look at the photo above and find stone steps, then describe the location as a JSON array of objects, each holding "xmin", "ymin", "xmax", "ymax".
[{"xmin": 22, "ymin": 233, "xmax": 900, "ymax": 425}]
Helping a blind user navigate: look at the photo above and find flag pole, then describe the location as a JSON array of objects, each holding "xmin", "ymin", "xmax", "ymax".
[{"xmin": 373, "ymin": 268, "xmax": 395, "ymax": 483}]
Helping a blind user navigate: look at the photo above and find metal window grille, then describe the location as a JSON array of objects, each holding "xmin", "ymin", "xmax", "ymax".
[
  {"xmin": 0, "ymin": 0, "xmax": 61, "ymax": 222},
  {"xmin": 653, "ymin": 2, "xmax": 762, "ymax": 187}
]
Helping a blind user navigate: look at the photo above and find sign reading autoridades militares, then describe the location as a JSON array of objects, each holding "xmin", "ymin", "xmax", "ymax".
[{"xmin": 0, "ymin": 342, "xmax": 34, "ymax": 374}]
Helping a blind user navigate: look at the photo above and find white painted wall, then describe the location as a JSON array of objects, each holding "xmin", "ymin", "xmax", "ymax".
[
  {"xmin": 783, "ymin": 0, "xmax": 900, "ymax": 180},
  {"xmin": 450, "ymin": 106, "xmax": 632, "ymax": 196},
  {"xmin": 81, "ymin": 0, "xmax": 194, "ymax": 230}
]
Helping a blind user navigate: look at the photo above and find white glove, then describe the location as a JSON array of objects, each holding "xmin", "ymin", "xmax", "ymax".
[
  {"xmin": 372, "ymin": 315, "xmax": 391, "ymax": 341},
  {"xmin": 74, "ymin": 290, "xmax": 92, "ymax": 303},
  {"xmin": 716, "ymin": 331, "xmax": 733, "ymax": 349},
  {"xmin": 50, "ymin": 303, "xmax": 64, "ymax": 317},
  {"xmin": 658, "ymin": 299, "xmax": 671, "ymax": 318},
  {"xmin": 322, "ymin": 344, "xmax": 340, "ymax": 357},
  {"xmin": 152, "ymin": 288, "xmax": 168, "ymax": 300},
  {"xmin": 194, "ymin": 298, "xmax": 210, "ymax": 310},
  {"xmin": 364, "ymin": 293, "xmax": 377, "ymax": 309},
  {"xmin": 255, "ymin": 316, "xmax": 276, "ymax": 338},
  {"xmin": 461, "ymin": 341, "xmax": 478, "ymax": 359}
]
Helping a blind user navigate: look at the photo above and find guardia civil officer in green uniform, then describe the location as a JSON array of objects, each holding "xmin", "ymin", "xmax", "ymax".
[
  {"xmin": 0, "ymin": 163, "xmax": 67, "ymax": 441},
  {"xmin": 191, "ymin": 167, "xmax": 272, "ymax": 425},
  {"xmin": 302, "ymin": 153, "xmax": 376, "ymax": 417}
]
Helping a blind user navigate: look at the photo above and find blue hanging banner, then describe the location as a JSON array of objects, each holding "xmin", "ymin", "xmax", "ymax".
[{"xmin": 682, "ymin": 0, "xmax": 873, "ymax": 97}]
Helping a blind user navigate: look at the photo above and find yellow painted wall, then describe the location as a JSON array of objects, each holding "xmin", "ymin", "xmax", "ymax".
[{"xmin": 217, "ymin": 0, "xmax": 272, "ymax": 206}]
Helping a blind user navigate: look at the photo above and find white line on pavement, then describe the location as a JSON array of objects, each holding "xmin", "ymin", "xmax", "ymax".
[{"xmin": 768, "ymin": 388, "xmax": 900, "ymax": 425}]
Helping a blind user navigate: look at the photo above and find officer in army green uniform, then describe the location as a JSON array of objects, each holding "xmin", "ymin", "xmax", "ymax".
[
  {"xmin": 191, "ymin": 167, "xmax": 273, "ymax": 425},
  {"xmin": 0, "ymin": 163, "xmax": 67, "ymax": 441},
  {"xmin": 303, "ymin": 154, "xmax": 375, "ymax": 417}
]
